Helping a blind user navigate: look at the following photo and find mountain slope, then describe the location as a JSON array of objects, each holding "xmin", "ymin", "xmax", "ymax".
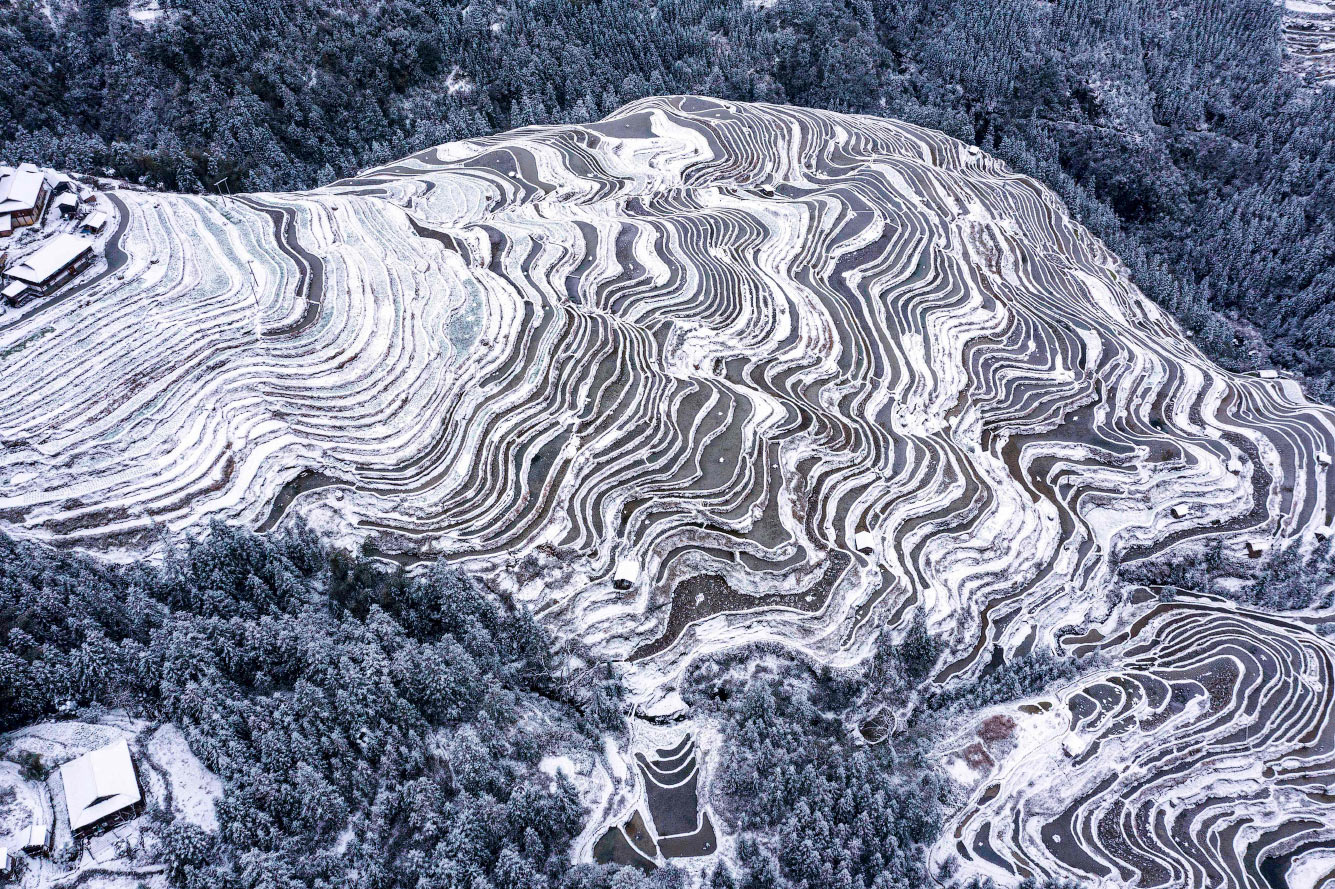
[
  {"xmin": 4, "ymin": 95, "xmax": 1335, "ymax": 887},
  {"xmin": 1, "ymin": 96, "xmax": 1332, "ymax": 676}
]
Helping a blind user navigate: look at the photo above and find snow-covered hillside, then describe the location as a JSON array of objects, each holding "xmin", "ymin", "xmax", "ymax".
[
  {"xmin": 2, "ymin": 95, "xmax": 1333, "ymax": 675},
  {"xmin": 932, "ymin": 597, "xmax": 1335, "ymax": 889},
  {"xmin": 3, "ymin": 96, "xmax": 1335, "ymax": 886}
]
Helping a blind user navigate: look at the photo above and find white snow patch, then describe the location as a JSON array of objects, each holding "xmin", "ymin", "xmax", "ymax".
[
  {"xmin": 944, "ymin": 755, "xmax": 980, "ymax": 786},
  {"xmin": 446, "ymin": 67, "xmax": 473, "ymax": 96},
  {"xmin": 128, "ymin": 0, "xmax": 165, "ymax": 24},
  {"xmin": 639, "ymin": 690, "xmax": 687, "ymax": 719},
  {"xmin": 1288, "ymin": 849, "xmax": 1335, "ymax": 889},
  {"xmin": 146, "ymin": 724, "xmax": 222, "ymax": 832},
  {"xmin": 539, "ymin": 755, "xmax": 577, "ymax": 782},
  {"xmin": 602, "ymin": 736, "xmax": 628, "ymax": 782},
  {"xmin": 0, "ymin": 760, "xmax": 50, "ymax": 858}
]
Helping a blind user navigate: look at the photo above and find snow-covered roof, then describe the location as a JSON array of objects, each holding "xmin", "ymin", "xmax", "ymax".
[
  {"xmin": 3, "ymin": 281, "xmax": 28, "ymax": 299},
  {"xmin": 129, "ymin": 0, "xmax": 165, "ymax": 23},
  {"xmin": 613, "ymin": 556, "xmax": 638, "ymax": 587},
  {"xmin": 0, "ymin": 164, "xmax": 48, "ymax": 214},
  {"xmin": 82, "ymin": 210, "xmax": 108, "ymax": 232},
  {"xmin": 55, "ymin": 193, "xmax": 78, "ymax": 209},
  {"xmin": 6, "ymin": 234, "xmax": 93, "ymax": 285},
  {"xmin": 59, "ymin": 738, "xmax": 142, "ymax": 832},
  {"xmin": 23, "ymin": 822, "xmax": 50, "ymax": 851},
  {"xmin": 0, "ymin": 847, "xmax": 11, "ymax": 872}
]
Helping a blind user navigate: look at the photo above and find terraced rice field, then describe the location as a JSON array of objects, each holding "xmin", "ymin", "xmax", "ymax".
[
  {"xmin": 2, "ymin": 96, "xmax": 1335, "ymax": 884},
  {"xmin": 936, "ymin": 598, "xmax": 1335, "ymax": 889},
  {"xmin": 593, "ymin": 733, "xmax": 717, "ymax": 869},
  {"xmin": 1284, "ymin": 0, "xmax": 1335, "ymax": 83}
]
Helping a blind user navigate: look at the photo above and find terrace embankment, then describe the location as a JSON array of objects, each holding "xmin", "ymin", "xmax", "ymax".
[
  {"xmin": 4, "ymin": 98, "xmax": 1332, "ymax": 687},
  {"xmin": 3, "ymin": 100, "xmax": 1335, "ymax": 885}
]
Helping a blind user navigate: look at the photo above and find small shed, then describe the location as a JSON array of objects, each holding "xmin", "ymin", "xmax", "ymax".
[
  {"xmin": 55, "ymin": 192, "xmax": 79, "ymax": 218},
  {"xmin": 0, "ymin": 847, "xmax": 12, "ymax": 877},
  {"xmin": 1171, "ymin": 504, "xmax": 1188, "ymax": 519},
  {"xmin": 80, "ymin": 210, "xmax": 108, "ymax": 234},
  {"xmin": 59, "ymin": 738, "xmax": 143, "ymax": 836},
  {"xmin": 21, "ymin": 822, "xmax": 51, "ymax": 856},
  {"xmin": 2, "ymin": 280, "xmax": 28, "ymax": 305},
  {"xmin": 612, "ymin": 557, "xmax": 638, "ymax": 590}
]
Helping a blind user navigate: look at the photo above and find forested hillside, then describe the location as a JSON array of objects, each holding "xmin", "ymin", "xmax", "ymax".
[
  {"xmin": 0, "ymin": 524, "xmax": 611, "ymax": 888},
  {"xmin": 679, "ymin": 628, "xmax": 1089, "ymax": 889},
  {"xmin": 1, "ymin": 0, "xmax": 1333, "ymax": 398},
  {"xmin": 1, "ymin": 523, "xmax": 1088, "ymax": 889}
]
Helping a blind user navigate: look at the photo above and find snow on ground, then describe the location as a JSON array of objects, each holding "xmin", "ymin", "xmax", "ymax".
[
  {"xmin": 445, "ymin": 67, "xmax": 473, "ymax": 95},
  {"xmin": 542, "ymin": 745, "xmax": 619, "ymax": 856},
  {"xmin": 5, "ymin": 97, "xmax": 1335, "ymax": 884},
  {"xmin": 5, "ymin": 717, "xmax": 142, "ymax": 766},
  {"xmin": 145, "ymin": 724, "xmax": 222, "ymax": 833},
  {"xmin": 638, "ymin": 691, "xmax": 687, "ymax": 720},
  {"xmin": 1288, "ymin": 849, "xmax": 1335, "ymax": 889},
  {"xmin": 578, "ymin": 716, "xmax": 732, "ymax": 872},
  {"xmin": 0, "ymin": 761, "xmax": 49, "ymax": 855},
  {"xmin": 932, "ymin": 601, "xmax": 1335, "ymax": 888},
  {"xmin": 5, "ymin": 98, "xmax": 1332, "ymax": 713},
  {"xmin": 539, "ymin": 755, "xmax": 579, "ymax": 783},
  {"xmin": 127, "ymin": 0, "xmax": 167, "ymax": 25},
  {"xmin": 602, "ymin": 736, "xmax": 629, "ymax": 782}
]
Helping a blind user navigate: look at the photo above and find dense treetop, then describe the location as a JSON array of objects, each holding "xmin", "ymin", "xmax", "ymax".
[{"xmin": 0, "ymin": 525, "xmax": 608, "ymax": 888}]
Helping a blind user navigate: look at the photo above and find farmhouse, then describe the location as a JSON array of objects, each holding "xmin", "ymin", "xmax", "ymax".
[
  {"xmin": 2, "ymin": 233, "xmax": 95, "ymax": 306},
  {"xmin": 58, "ymin": 739, "xmax": 143, "ymax": 836},
  {"xmin": 0, "ymin": 164, "xmax": 52, "ymax": 234}
]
